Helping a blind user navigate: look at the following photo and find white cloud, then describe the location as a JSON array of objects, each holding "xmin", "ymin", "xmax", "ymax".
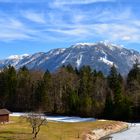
[
  {"xmin": 89, "ymin": 22, "xmax": 140, "ymax": 42},
  {"xmin": 0, "ymin": 2, "xmax": 140, "ymax": 44},
  {"xmin": 37, "ymin": 6, "xmax": 140, "ymax": 43},
  {"xmin": 91, "ymin": 8, "xmax": 132, "ymax": 22},
  {"xmin": 0, "ymin": 0, "xmax": 47, "ymax": 3},
  {"xmin": 53, "ymin": 0, "xmax": 115, "ymax": 6},
  {"xmin": 122, "ymin": 36, "xmax": 131, "ymax": 41},
  {"xmin": 0, "ymin": 0, "xmax": 14, "ymax": 2},
  {"xmin": 47, "ymin": 26, "xmax": 91, "ymax": 37},
  {"xmin": 30, "ymin": 6, "xmax": 140, "ymax": 44},
  {"xmin": 22, "ymin": 11, "xmax": 46, "ymax": 23},
  {"xmin": 0, "ymin": 12, "xmax": 60, "ymax": 42},
  {"xmin": 0, "ymin": 16, "xmax": 35, "ymax": 41}
]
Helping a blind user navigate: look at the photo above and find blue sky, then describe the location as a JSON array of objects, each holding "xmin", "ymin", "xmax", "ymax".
[{"xmin": 0, "ymin": 0, "xmax": 140, "ymax": 59}]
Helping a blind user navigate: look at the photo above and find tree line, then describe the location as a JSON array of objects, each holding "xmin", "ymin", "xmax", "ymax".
[{"xmin": 0, "ymin": 62, "xmax": 140, "ymax": 120}]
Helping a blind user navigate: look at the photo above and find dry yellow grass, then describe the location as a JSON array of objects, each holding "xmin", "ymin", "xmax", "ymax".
[{"xmin": 0, "ymin": 117, "xmax": 114, "ymax": 140}]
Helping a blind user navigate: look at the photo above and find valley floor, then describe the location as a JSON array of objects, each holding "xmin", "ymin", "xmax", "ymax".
[{"xmin": 0, "ymin": 116, "xmax": 119, "ymax": 140}]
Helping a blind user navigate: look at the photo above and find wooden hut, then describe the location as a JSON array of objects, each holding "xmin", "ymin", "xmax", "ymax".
[{"xmin": 0, "ymin": 109, "xmax": 11, "ymax": 123}]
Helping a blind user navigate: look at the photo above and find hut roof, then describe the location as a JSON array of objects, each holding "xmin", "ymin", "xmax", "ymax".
[{"xmin": 0, "ymin": 109, "xmax": 11, "ymax": 115}]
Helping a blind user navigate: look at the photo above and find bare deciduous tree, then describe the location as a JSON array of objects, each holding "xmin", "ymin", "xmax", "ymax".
[{"xmin": 21, "ymin": 113, "xmax": 47, "ymax": 139}]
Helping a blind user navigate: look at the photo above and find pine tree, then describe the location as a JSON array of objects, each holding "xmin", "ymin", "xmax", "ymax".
[
  {"xmin": 104, "ymin": 92, "xmax": 113, "ymax": 118},
  {"xmin": 16, "ymin": 66, "xmax": 32, "ymax": 111},
  {"xmin": 0, "ymin": 70, "xmax": 9, "ymax": 108},
  {"xmin": 127, "ymin": 60, "xmax": 140, "ymax": 118},
  {"xmin": 43, "ymin": 69, "xmax": 52, "ymax": 111},
  {"xmin": 68, "ymin": 89, "xmax": 79, "ymax": 115},
  {"xmin": 5, "ymin": 65, "xmax": 17, "ymax": 110},
  {"xmin": 107, "ymin": 65, "xmax": 126, "ymax": 119}
]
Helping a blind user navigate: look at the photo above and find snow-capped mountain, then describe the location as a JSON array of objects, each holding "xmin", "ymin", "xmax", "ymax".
[
  {"xmin": 0, "ymin": 42, "xmax": 140, "ymax": 75},
  {"xmin": 7, "ymin": 54, "xmax": 29, "ymax": 60}
]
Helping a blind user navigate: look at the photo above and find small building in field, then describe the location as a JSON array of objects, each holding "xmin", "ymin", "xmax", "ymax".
[{"xmin": 0, "ymin": 109, "xmax": 11, "ymax": 123}]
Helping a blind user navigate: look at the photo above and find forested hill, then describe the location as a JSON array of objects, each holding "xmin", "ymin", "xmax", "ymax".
[
  {"xmin": 0, "ymin": 62, "xmax": 140, "ymax": 120},
  {"xmin": 0, "ymin": 42, "xmax": 140, "ymax": 75}
]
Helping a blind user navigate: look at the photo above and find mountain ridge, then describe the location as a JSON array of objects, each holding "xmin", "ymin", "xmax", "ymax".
[{"xmin": 0, "ymin": 42, "xmax": 140, "ymax": 75}]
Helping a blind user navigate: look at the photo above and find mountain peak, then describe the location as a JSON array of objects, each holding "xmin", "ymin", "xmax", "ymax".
[
  {"xmin": 99, "ymin": 41, "xmax": 123, "ymax": 50},
  {"xmin": 71, "ymin": 41, "xmax": 123, "ymax": 51},
  {"xmin": 7, "ymin": 54, "xmax": 29, "ymax": 60},
  {"xmin": 74, "ymin": 43, "xmax": 97, "ymax": 46}
]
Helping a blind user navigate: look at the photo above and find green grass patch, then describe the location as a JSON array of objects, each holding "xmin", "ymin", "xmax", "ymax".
[{"xmin": 0, "ymin": 117, "xmax": 114, "ymax": 140}]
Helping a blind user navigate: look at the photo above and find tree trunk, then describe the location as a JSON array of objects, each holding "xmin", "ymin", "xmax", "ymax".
[{"xmin": 32, "ymin": 127, "xmax": 35, "ymax": 134}]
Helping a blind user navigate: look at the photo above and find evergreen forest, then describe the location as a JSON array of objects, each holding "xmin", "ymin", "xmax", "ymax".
[{"xmin": 0, "ymin": 62, "xmax": 140, "ymax": 121}]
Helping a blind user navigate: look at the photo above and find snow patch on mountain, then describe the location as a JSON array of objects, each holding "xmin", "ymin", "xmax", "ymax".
[
  {"xmin": 8, "ymin": 54, "xmax": 29, "ymax": 59},
  {"xmin": 37, "ymin": 57, "xmax": 49, "ymax": 65},
  {"xmin": 76, "ymin": 54, "xmax": 83, "ymax": 68},
  {"xmin": 49, "ymin": 48, "xmax": 66, "ymax": 56},
  {"xmin": 99, "ymin": 41, "xmax": 123, "ymax": 50},
  {"xmin": 99, "ymin": 57, "xmax": 114, "ymax": 66},
  {"xmin": 76, "ymin": 43, "xmax": 97, "ymax": 46},
  {"xmin": 62, "ymin": 53, "xmax": 71, "ymax": 64},
  {"xmin": 99, "ymin": 50, "xmax": 114, "ymax": 66}
]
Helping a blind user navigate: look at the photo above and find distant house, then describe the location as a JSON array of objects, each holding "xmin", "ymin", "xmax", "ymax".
[{"xmin": 0, "ymin": 109, "xmax": 11, "ymax": 123}]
